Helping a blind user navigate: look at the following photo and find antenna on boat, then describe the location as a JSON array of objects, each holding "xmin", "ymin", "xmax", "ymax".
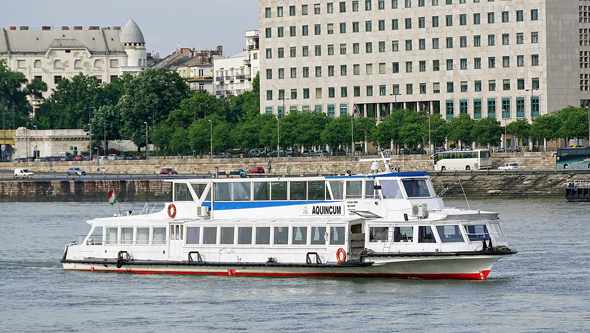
[
  {"xmin": 459, "ymin": 180, "xmax": 470, "ymax": 210},
  {"xmin": 359, "ymin": 151, "xmax": 394, "ymax": 174}
]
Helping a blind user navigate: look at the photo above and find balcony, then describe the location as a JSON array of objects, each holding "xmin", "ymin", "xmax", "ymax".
[
  {"xmin": 236, "ymin": 75, "xmax": 246, "ymax": 80},
  {"xmin": 216, "ymin": 77, "xmax": 224, "ymax": 82}
]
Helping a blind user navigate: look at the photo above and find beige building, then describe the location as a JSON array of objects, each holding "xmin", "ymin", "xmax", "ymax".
[
  {"xmin": 259, "ymin": 0, "xmax": 585, "ymax": 123},
  {"xmin": 0, "ymin": 19, "xmax": 147, "ymax": 105}
]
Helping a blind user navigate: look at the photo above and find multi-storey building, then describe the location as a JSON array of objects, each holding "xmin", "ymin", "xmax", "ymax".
[
  {"xmin": 214, "ymin": 30, "xmax": 260, "ymax": 98},
  {"xmin": 0, "ymin": 19, "xmax": 147, "ymax": 106},
  {"xmin": 259, "ymin": 0, "xmax": 585, "ymax": 124},
  {"xmin": 154, "ymin": 46, "xmax": 223, "ymax": 94}
]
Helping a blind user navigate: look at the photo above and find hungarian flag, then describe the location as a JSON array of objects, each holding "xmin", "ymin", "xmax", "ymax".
[{"xmin": 108, "ymin": 189, "xmax": 117, "ymax": 205}]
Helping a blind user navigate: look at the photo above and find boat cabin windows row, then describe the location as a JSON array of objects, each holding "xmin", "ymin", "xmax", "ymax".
[
  {"xmin": 186, "ymin": 225, "xmax": 346, "ymax": 247},
  {"xmin": 174, "ymin": 178, "xmax": 433, "ymax": 203},
  {"xmin": 367, "ymin": 224, "xmax": 497, "ymax": 244},
  {"xmin": 102, "ymin": 226, "xmax": 167, "ymax": 246}
]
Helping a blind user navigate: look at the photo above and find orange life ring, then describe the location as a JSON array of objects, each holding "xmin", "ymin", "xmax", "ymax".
[
  {"xmin": 336, "ymin": 248, "xmax": 346, "ymax": 263},
  {"xmin": 167, "ymin": 204, "xmax": 177, "ymax": 218}
]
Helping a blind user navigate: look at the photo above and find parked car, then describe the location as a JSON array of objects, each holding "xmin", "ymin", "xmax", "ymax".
[
  {"xmin": 498, "ymin": 162, "xmax": 520, "ymax": 170},
  {"xmin": 249, "ymin": 149, "xmax": 262, "ymax": 157},
  {"xmin": 14, "ymin": 168, "xmax": 34, "ymax": 178},
  {"xmin": 14, "ymin": 158, "xmax": 26, "ymax": 162},
  {"xmin": 108, "ymin": 154, "xmax": 117, "ymax": 161},
  {"xmin": 160, "ymin": 168, "xmax": 178, "ymax": 175},
  {"xmin": 67, "ymin": 167, "xmax": 86, "ymax": 176},
  {"xmin": 214, "ymin": 152, "xmax": 233, "ymax": 158},
  {"xmin": 59, "ymin": 155, "xmax": 72, "ymax": 161},
  {"xmin": 230, "ymin": 169, "xmax": 250, "ymax": 177},
  {"xmin": 248, "ymin": 167, "xmax": 265, "ymax": 173},
  {"xmin": 331, "ymin": 149, "xmax": 347, "ymax": 156},
  {"xmin": 74, "ymin": 155, "xmax": 84, "ymax": 161}
]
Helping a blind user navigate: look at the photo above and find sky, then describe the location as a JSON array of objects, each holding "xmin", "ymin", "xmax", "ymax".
[{"xmin": 1, "ymin": 0, "xmax": 259, "ymax": 58}]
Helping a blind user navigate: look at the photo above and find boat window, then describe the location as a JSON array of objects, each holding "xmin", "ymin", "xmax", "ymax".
[
  {"xmin": 220, "ymin": 227, "xmax": 234, "ymax": 244},
  {"xmin": 465, "ymin": 225, "xmax": 490, "ymax": 242},
  {"xmin": 290, "ymin": 181, "xmax": 307, "ymax": 200},
  {"xmin": 365, "ymin": 180, "xmax": 376, "ymax": 199},
  {"xmin": 329, "ymin": 180, "xmax": 344, "ymax": 200},
  {"xmin": 394, "ymin": 227, "xmax": 413, "ymax": 242},
  {"xmin": 153, "ymin": 227, "xmax": 166, "ymax": 245},
  {"xmin": 254, "ymin": 182, "xmax": 270, "ymax": 201},
  {"xmin": 436, "ymin": 225, "xmax": 465, "ymax": 243},
  {"xmin": 488, "ymin": 223, "xmax": 506, "ymax": 243},
  {"xmin": 271, "ymin": 182, "xmax": 288, "ymax": 200},
  {"xmin": 308, "ymin": 181, "xmax": 326, "ymax": 200},
  {"xmin": 186, "ymin": 227, "xmax": 200, "ymax": 244},
  {"xmin": 418, "ymin": 226, "xmax": 436, "ymax": 243},
  {"xmin": 402, "ymin": 179, "xmax": 432, "ymax": 198},
  {"xmin": 347, "ymin": 181, "xmax": 362, "ymax": 198},
  {"xmin": 292, "ymin": 226, "xmax": 308, "ymax": 245},
  {"xmin": 311, "ymin": 226, "xmax": 326, "ymax": 245},
  {"xmin": 238, "ymin": 227, "xmax": 252, "ymax": 244},
  {"xmin": 203, "ymin": 227, "xmax": 217, "ymax": 244},
  {"xmin": 274, "ymin": 227, "xmax": 289, "ymax": 244},
  {"xmin": 215, "ymin": 183, "xmax": 231, "ymax": 201},
  {"xmin": 174, "ymin": 183, "xmax": 193, "ymax": 201},
  {"xmin": 136, "ymin": 228, "xmax": 149, "ymax": 245},
  {"xmin": 121, "ymin": 228, "xmax": 133, "ymax": 244},
  {"xmin": 369, "ymin": 227, "xmax": 388, "ymax": 242},
  {"xmin": 255, "ymin": 227, "xmax": 271, "ymax": 244},
  {"xmin": 87, "ymin": 226, "xmax": 103, "ymax": 245},
  {"xmin": 233, "ymin": 182, "xmax": 251, "ymax": 201},
  {"xmin": 106, "ymin": 227, "xmax": 118, "ymax": 245},
  {"xmin": 330, "ymin": 226, "xmax": 346, "ymax": 245},
  {"xmin": 380, "ymin": 180, "xmax": 403, "ymax": 199},
  {"xmin": 191, "ymin": 184, "xmax": 208, "ymax": 200}
]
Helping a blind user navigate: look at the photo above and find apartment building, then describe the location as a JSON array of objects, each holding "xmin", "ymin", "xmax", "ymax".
[
  {"xmin": 214, "ymin": 30, "xmax": 260, "ymax": 98},
  {"xmin": 259, "ymin": 0, "xmax": 585, "ymax": 123}
]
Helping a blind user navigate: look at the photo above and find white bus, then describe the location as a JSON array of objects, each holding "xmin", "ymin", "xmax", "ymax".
[{"xmin": 434, "ymin": 149, "xmax": 492, "ymax": 171}]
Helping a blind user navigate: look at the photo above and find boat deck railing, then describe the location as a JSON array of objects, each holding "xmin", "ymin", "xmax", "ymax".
[
  {"xmin": 570, "ymin": 180, "xmax": 590, "ymax": 188},
  {"xmin": 126, "ymin": 202, "xmax": 166, "ymax": 216}
]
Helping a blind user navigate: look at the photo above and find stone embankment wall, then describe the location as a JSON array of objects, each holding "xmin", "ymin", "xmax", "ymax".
[
  {"xmin": 0, "ymin": 179, "xmax": 171, "ymax": 202},
  {"xmin": 0, "ymin": 152, "xmax": 558, "ymax": 175}
]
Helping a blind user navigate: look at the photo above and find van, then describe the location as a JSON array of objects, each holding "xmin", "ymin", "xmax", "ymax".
[
  {"xmin": 498, "ymin": 162, "xmax": 520, "ymax": 170},
  {"xmin": 14, "ymin": 168, "xmax": 34, "ymax": 178}
]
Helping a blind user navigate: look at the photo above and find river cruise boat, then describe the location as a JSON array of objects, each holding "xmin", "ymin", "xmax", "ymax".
[
  {"xmin": 61, "ymin": 163, "xmax": 516, "ymax": 280},
  {"xmin": 565, "ymin": 180, "xmax": 590, "ymax": 202}
]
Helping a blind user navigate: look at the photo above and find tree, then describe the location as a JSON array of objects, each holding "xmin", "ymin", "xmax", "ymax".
[
  {"xmin": 425, "ymin": 113, "xmax": 448, "ymax": 148},
  {"xmin": 472, "ymin": 117, "xmax": 502, "ymax": 146},
  {"xmin": 119, "ymin": 68, "xmax": 191, "ymax": 150},
  {"xmin": 92, "ymin": 104, "xmax": 122, "ymax": 151},
  {"xmin": 353, "ymin": 117, "xmax": 377, "ymax": 149},
  {"xmin": 321, "ymin": 115, "xmax": 351, "ymax": 149},
  {"xmin": 557, "ymin": 106, "xmax": 588, "ymax": 142},
  {"xmin": 0, "ymin": 60, "xmax": 47, "ymax": 129},
  {"xmin": 299, "ymin": 112, "xmax": 330, "ymax": 149},
  {"xmin": 507, "ymin": 118, "xmax": 531, "ymax": 145},
  {"xmin": 530, "ymin": 113, "xmax": 560, "ymax": 145},
  {"xmin": 447, "ymin": 114, "xmax": 474, "ymax": 147},
  {"xmin": 278, "ymin": 110, "xmax": 303, "ymax": 150},
  {"xmin": 37, "ymin": 74, "xmax": 102, "ymax": 129},
  {"xmin": 399, "ymin": 111, "xmax": 425, "ymax": 147}
]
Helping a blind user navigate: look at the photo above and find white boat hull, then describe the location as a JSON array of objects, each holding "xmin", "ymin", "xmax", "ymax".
[{"xmin": 62, "ymin": 253, "xmax": 505, "ymax": 280}]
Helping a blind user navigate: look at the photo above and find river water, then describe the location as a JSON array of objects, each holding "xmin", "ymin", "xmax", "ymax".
[{"xmin": 1, "ymin": 199, "xmax": 589, "ymax": 332}]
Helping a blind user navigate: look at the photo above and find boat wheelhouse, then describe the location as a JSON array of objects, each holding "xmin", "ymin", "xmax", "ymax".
[{"xmin": 61, "ymin": 171, "xmax": 516, "ymax": 280}]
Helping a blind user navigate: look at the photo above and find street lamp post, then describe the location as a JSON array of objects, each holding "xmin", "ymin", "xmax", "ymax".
[
  {"xmin": 208, "ymin": 119, "xmax": 213, "ymax": 159},
  {"xmin": 85, "ymin": 107, "xmax": 95, "ymax": 162},
  {"xmin": 144, "ymin": 122, "xmax": 149, "ymax": 158},
  {"xmin": 502, "ymin": 110, "xmax": 507, "ymax": 150},
  {"xmin": 2, "ymin": 103, "xmax": 6, "ymax": 163},
  {"xmin": 33, "ymin": 125, "xmax": 37, "ymax": 159}
]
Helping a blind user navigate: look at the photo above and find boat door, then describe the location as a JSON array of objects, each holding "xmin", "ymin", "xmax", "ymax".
[
  {"xmin": 169, "ymin": 223, "xmax": 184, "ymax": 259},
  {"xmin": 349, "ymin": 222, "xmax": 365, "ymax": 261}
]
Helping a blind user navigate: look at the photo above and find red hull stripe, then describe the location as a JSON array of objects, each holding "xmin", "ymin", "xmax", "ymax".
[{"xmin": 80, "ymin": 268, "xmax": 492, "ymax": 280}]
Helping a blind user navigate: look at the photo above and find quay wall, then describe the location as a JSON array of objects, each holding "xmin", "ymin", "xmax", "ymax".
[{"xmin": 0, "ymin": 172, "xmax": 583, "ymax": 202}]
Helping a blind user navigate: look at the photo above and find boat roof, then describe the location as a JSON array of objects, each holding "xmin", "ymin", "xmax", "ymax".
[{"xmin": 166, "ymin": 171, "xmax": 431, "ymax": 183}]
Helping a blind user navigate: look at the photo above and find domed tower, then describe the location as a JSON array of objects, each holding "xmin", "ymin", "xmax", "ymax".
[{"xmin": 120, "ymin": 18, "xmax": 147, "ymax": 74}]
